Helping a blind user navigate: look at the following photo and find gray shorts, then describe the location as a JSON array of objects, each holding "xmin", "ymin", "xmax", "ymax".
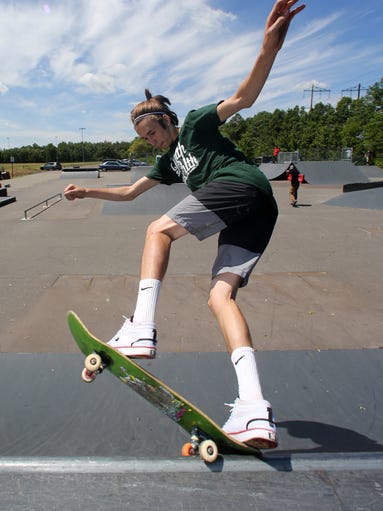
[{"xmin": 166, "ymin": 181, "xmax": 278, "ymax": 286}]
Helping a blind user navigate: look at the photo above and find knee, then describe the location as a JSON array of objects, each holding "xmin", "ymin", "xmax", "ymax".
[
  {"xmin": 208, "ymin": 274, "xmax": 241, "ymax": 315},
  {"xmin": 146, "ymin": 218, "xmax": 165, "ymax": 237},
  {"xmin": 207, "ymin": 291, "xmax": 216, "ymax": 315},
  {"xmin": 146, "ymin": 216, "xmax": 185, "ymax": 242},
  {"xmin": 208, "ymin": 286, "xmax": 224, "ymax": 316}
]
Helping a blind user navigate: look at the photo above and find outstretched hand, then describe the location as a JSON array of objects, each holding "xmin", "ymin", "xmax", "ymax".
[
  {"xmin": 264, "ymin": 0, "xmax": 306, "ymax": 53},
  {"xmin": 64, "ymin": 183, "xmax": 86, "ymax": 200}
]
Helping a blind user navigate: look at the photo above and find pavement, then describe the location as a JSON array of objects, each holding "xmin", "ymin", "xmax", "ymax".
[{"xmin": 0, "ymin": 166, "xmax": 383, "ymax": 510}]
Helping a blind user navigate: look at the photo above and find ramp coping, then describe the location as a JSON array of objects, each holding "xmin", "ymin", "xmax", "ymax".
[{"xmin": 0, "ymin": 452, "xmax": 382, "ymax": 474}]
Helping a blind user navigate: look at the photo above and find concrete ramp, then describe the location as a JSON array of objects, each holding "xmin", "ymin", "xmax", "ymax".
[
  {"xmin": 259, "ymin": 163, "xmax": 288, "ymax": 181},
  {"xmin": 261, "ymin": 161, "xmax": 373, "ymax": 186},
  {"xmin": 61, "ymin": 170, "xmax": 100, "ymax": 179},
  {"xmin": 325, "ymin": 187, "xmax": 383, "ymax": 210},
  {"xmin": 1, "ymin": 349, "xmax": 382, "ymax": 509},
  {"xmin": 1, "ymin": 350, "xmax": 382, "ymax": 458},
  {"xmin": 362, "ymin": 165, "xmax": 383, "ymax": 180},
  {"xmin": 289, "ymin": 161, "xmax": 368, "ymax": 185},
  {"xmin": 2, "ymin": 169, "xmax": 383, "ymax": 509}
]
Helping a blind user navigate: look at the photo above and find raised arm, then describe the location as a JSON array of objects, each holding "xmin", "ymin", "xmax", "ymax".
[
  {"xmin": 64, "ymin": 176, "xmax": 159, "ymax": 202},
  {"xmin": 217, "ymin": 0, "xmax": 305, "ymax": 123}
]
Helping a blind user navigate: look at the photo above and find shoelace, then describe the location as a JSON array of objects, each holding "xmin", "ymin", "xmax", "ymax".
[{"xmin": 112, "ymin": 315, "xmax": 132, "ymax": 339}]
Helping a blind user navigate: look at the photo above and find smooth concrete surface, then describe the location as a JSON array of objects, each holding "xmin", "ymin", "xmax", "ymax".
[
  {"xmin": 260, "ymin": 160, "xmax": 383, "ymax": 185},
  {"xmin": 326, "ymin": 186, "xmax": 383, "ymax": 210},
  {"xmin": 1, "ymin": 463, "xmax": 382, "ymax": 511},
  {"xmin": 1, "ymin": 351, "xmax": 382, "ymax": 457},
  {"xmin": 0, "ymin": 167, "xmax": 383, "ymax": 509},
  {"xmin": 1, "ymin": 170, "xmax": 382, "ymax": 353}
]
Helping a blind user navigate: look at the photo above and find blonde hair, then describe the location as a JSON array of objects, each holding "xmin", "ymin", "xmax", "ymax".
[{"xmin": 131, "ymin": 89, "xmax": 179, "ymax": 127}]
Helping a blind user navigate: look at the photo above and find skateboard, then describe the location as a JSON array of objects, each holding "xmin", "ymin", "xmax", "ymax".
[{"xmin": 67, "ymin": 310, "xmax": 260, "ymax": 463}]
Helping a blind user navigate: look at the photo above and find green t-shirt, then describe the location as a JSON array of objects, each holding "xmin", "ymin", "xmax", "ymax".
[{"xmin": 146, "ymin": 103, "xmax": 276, "ymax": 207}]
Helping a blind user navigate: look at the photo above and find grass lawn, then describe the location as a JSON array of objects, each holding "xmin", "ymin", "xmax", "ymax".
[{"xmin": 0, "ymin": 162, "xmax": 100, "ymax": 179}]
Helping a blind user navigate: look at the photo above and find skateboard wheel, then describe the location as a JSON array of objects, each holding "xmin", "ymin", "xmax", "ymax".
[
  {"xmin": 85, "ymin": 353, "xmax": 102, "ymax": 372},
  {"xmin": 81, "ymin": 367, "xmax": 96, "ymax": 383},
  {"xmin": 199, "ymin": 439, "xmax": 218, "ymax": 463},
  {"xmin": 181, "ymin": 442, "xmax": 196, "ymax": 457}
]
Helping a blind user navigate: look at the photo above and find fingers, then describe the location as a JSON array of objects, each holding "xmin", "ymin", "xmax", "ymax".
[
  {"xmin": 268, "ymin": 0, "xmax": 305, "ymax": 28},
  {"xmin": 264, "ymin": 0, "xmax": 305, "ymax": 52},
  {"xmin": 272, "ymin": 0, "xmax": 305, "ymax": 19},
  {"xmin": 278, "ymin": 0, "xmax": 302, "ymax": 9},
  {"xmin": 64, "ymin": 184, "xmax": 81, "ymax": 200},
  {"xmin": 290, "ymin": 3, "xmax": 306, "ymax": 19}
]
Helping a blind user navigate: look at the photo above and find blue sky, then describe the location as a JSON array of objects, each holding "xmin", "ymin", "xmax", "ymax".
[{"xmin": 1, "ymin": 0, "xmax": 382, "ymax": 149}]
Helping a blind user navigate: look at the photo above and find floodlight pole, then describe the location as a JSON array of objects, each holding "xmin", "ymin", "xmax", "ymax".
[{"xmin": 79, "ymin": 128, "xmax": 86, "ymax": 162}]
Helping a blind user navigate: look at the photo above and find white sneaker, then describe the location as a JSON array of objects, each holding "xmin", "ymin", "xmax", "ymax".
[
  {"xmin": 108, "ymin": 317, "xmax": 157, "ymax": 359},
  {"xmin": 222, "ymin": 398, "xmax": 278, "ymax": 449}
]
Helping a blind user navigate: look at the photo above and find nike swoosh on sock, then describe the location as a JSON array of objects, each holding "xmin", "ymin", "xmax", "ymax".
[{"xmin": 234, "ymin": 355, "xmax": 245, "ymax": 366}]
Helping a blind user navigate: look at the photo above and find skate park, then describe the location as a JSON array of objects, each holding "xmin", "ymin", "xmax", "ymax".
[{"xmin": 0, "ymin": 162, "xmax": 382, "ymax": 509}]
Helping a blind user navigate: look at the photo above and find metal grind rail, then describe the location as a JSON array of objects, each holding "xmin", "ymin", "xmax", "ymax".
[{"xmin": 23, "ymin": 193, "xmax": 63, "ymax": 220}]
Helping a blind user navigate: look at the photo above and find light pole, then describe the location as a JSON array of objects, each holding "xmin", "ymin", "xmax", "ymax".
[
  {"xmin": 79, "ymin": 128, "xmax": 86, "ymax": 162},
  {"xmin": 6, "ymin": 138, "xmax": 13, "ymax": 177},
  {"xmin": 55, "ymin": 136, "xmax": 59, "ymax": 162}
]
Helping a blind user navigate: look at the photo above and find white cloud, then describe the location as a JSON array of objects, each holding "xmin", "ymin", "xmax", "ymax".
[
  {"xmin": 0, "ymin": 82, "xmax": 8, "ymax": 94},
  {"xmin": 0, "ymin": 0, "xmax": 382, "ymax": 147}
]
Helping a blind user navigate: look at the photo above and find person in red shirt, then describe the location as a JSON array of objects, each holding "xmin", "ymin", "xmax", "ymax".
[
  {"xmin": 286, "ymin": 162, "xmax": 303, "ymax": 206},
  {"xmin": 272, "ymin": 146, "xmax": 280, "ymax": 163}
]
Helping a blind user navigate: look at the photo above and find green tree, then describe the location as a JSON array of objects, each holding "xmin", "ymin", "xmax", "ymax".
[
  {"xmin": 129, "ymin": 137, "xmax": 155, "ymax": 159},
  {"xmin": 279, "ymin": 106, "xmax": 306, "ymax": 151},
  {"xmin": 220, "ymin": 113, "xmax": 247, "ymax": 145},
  {"xmin": 365, "ymin": 78, "xmax": 383, "ymax": 112},
  {"xmin": 1, "ymin": 77, "xmax": 382, "ymax": 169}
]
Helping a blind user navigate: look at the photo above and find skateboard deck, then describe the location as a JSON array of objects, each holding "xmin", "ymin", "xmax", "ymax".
[{"xmin": 67, "ymin": 310, "xmax": 260, "ymax": 462}]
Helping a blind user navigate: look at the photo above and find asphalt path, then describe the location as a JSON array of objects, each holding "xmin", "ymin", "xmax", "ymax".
[{"xmin": 0, "ymin": 167, "xmax": 382, "ymax": 510}]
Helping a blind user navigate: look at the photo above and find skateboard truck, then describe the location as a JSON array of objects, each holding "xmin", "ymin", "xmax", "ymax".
[
  {"xmin": 181, "ymin": 426, "xmax": 219, "ymax": 463},
  {"xmin": 81, "ymin": 353, "xmax": 105, "ymax": 383}
]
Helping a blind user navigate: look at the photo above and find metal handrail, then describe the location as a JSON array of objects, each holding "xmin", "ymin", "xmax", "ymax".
[{"xmin": 24, "ymin": 193, "xmax": 63, "ymax": 220}]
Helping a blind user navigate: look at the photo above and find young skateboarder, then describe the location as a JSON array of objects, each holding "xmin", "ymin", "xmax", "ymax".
[{"xmin": 64, "ymin": 0, "xmax": 305, "ymax": 448}]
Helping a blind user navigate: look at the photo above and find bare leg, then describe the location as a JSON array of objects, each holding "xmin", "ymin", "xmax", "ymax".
[
  {"xmin": 140, "ymin": 215, "xmax": 189, "ymax": 280},
  {"xmin": 208, "ymin": 273, "xmax": 253, "ymax": 354},
  {"xmin": 208, "ymin": 273, "xmax": 264, "ymax": 401},
  {"xmin": 108, "ymin": 215, "xmax": 189, "ymax": 356}
]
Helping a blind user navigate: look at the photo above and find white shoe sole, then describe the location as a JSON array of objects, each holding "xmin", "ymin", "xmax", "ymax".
[
  {"xmin": 112, "ymin": 345, "xmax": 156, "ymax": 359},
  {"xmin": 225, "ymin": 427, "xmax": 278, "ymax": 449}
]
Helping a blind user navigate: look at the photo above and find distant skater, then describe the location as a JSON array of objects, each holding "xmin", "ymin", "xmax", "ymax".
[{"xmin": 286, "ymin": 162, "xmax": 301, "ymax": 206}]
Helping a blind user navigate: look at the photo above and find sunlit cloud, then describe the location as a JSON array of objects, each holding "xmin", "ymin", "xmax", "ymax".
[{"xmin": 0, "ymin": 0, "xmax": 381, "ymax": 146}]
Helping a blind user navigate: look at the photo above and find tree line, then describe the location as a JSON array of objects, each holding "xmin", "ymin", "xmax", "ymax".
[
  {"xmin": 1, "ymin": 78, "xmax": 382, "ymax": 168},
  {"xmin": 220, "ymin": 78, "xmax": 382, "ymax": 167}
]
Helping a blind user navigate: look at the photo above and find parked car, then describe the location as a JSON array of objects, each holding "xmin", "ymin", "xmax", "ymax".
[
  {"xmin": 131, "ymin": 159, "xmax": 148, "ymax": 166},
  {"xmin": 99, "ymin": 160, "xmax": 131, "ymax": 171},
  {"xmin": 40, "ymin": 162, "xmax": 62, "ymax": 171}
]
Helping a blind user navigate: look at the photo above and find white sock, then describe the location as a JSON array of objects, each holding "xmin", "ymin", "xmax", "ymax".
[
  {"xmin": 133, "ymin": 279, "xmax": 161, "ymax": 324},
  {"xmin": 231, "ymin": 347, "xmax": 264, "ymax": 401}
]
